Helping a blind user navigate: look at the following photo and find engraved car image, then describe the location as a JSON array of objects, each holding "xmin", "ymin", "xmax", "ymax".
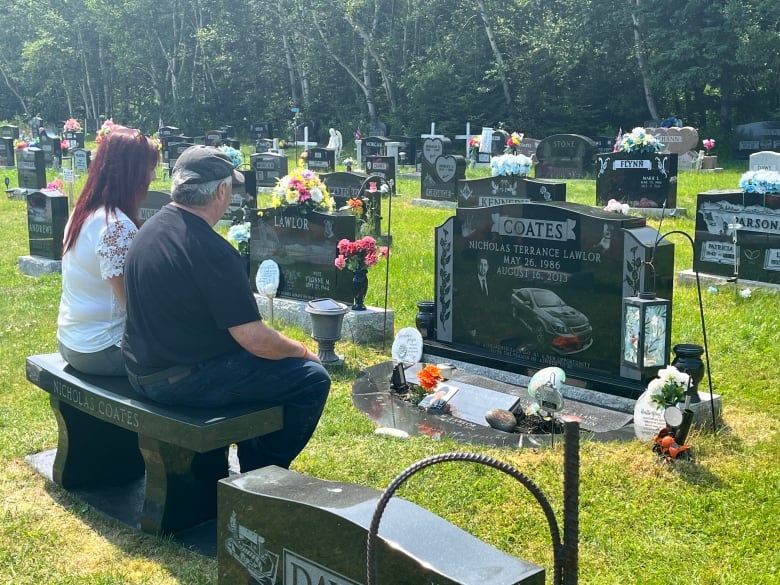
[{"xmin": 510, "ymin": 287, "xmax": 593, "ymax": 353}]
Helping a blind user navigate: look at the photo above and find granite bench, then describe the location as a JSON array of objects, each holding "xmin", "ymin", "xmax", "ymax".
[{"xmin": 26, "ymin": 352, "xmax": 283, "ymax": 535}]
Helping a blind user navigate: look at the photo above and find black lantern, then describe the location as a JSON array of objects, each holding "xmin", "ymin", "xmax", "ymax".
[{"xmin": 620, "ymin": 292, "xmax": 672, "ymax": 381}]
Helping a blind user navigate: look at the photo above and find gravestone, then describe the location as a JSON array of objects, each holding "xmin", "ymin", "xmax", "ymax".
[
  {"xmin": 255, "ymin": 138, "xmax": 273, "ymax": 154},
  {"xmin": 306, "ymin": 147, "xmax": 335, "ymax": 173},
  {"xmin": 595, "ymin": 152, "xmax": 678, "ymax": 208},
  {"xmin": 590, "ymin": 136, "xmax": 615, "ymax": 155},
  {"xmin": 27, "ymin": 190, "xmax": 69, "ymax": 260},
  {"xmin": 458, "ymin": 177, "xmax": 566, "ymax": 208},
  {"xmin": 321, "ymin": 171, "xmax": 367, "ymax": 204},
  {"xmin": 37, "ymin": 130, "xmax": 61, "ymax": 166},
  {"xmin": 138, "ymin": 190, "xmax": 171, "ymax": 225},
  {"xmin": 365, "ymin": 155, "xmax": 396, "ymax": 194},
  {"xmin": 749, "ymin": 151, "xmax": 780, "ymax": 171},
  {"xmin": 218, "ymin": 466, "xmax": 544, "ymax": 585},
  {"xmin": 62, "ymin": 130, "xmax": 85, "ymax": 149},
  {"xmin": 367, "ymin": 120, "xmax": 387, "ymax": 137},
  {"xmin": 240, "ymin": 168, "xmax": 257, "ymax": 199},
  {"xmin": 204, "ymin": 129, "xmax": 227, "ymax": 146},
  {"xmin": 251, "ymin": 152, "xmax": 288, "ymax": 188},
  {"xmin": 72, "ymin": 148, "xmax": 91, "ymax": 172},
  {"xmin": 433, "ymin": 202, "xmax": 674, "ymax": 398},
  {"xmin": 0, "ymin": 124, "xmax": 20, "ymax": 140},
  {"xmin": 362, "ymin": 135, "xmax": 389, "ymax": 162},
  {"xmin": 389, "ymin": 135, "xmax": 416, "ymax": 166},
  {"xmin": 420, "ymin": 137, "xmax": 466, "ymax": 202},
  {"xmin": 535, "ymin": 134, "xmax": 597, "ymax": 179},
  {"xmin": 0, "ymin": 138, "xmax": 14, "ymax": 167},
  {"xmin": 250, "ymin": 208, "xmax": 357, "ymax": 302},
  {"xmin": 250, "ymin": 122, "xmax": 273, "ymax": 141},
  {"xmin": 693, "ymin": 190, "xmax": 780, "ymax": 284},
  {"xmin": 518, "ymin": 137, "xmax": 541, "ymax": 161},
  {"xmin": 649, "ymin": 126, "xmax": 699, "ymax": 155},
  {"xmin": 166, "ymin": 141, "xmax": 194, "ymax": 170},
  {"xmin": 733, "ymin": 121, "xmax": 780, "ymax": 159},
  {"xmin": 159, "ymin": 126, "xmax": 180, "ymax": 140},
  {"xmin": 17, "ymin": 148, "xmax": 47, "ymax": 190},
  {"xmin": 321, "ymin": 172, "xmax": 383, "ymax": 237}
]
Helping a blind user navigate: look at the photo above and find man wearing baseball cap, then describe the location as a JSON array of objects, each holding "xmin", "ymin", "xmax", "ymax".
[{"xmin": 123, "ymin": 145, "xmax": 330, "ymax": 472}]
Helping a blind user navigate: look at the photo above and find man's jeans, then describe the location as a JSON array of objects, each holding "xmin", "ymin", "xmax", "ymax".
[{"xmin": 127, "ymin": 349, "xmax": 331, "ymax": 471}]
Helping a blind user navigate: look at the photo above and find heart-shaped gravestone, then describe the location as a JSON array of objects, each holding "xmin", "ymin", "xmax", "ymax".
[
  {"xmin": 435, "ymin": 155, "xmax": 457, "ymax": 182},
  {"xmin": 650, "ymin": 127, "xmax": 699, "ymax": 154},
  {"xmin": 423, "ymin": 138, "xmax": 444, "ymax": 164}
]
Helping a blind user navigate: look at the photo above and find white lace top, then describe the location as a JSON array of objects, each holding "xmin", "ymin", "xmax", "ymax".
[{"xmin": 57, "ymin": 207, "xmax": 138, "ymax": 352}]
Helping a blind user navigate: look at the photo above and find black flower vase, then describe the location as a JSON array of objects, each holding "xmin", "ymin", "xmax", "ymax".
[
  {"xmin": 415, "ymin": 301, "xmax": 436, "ymax": 339},
  {"xmin": 671, "ymin": 343, "xmax": 706, "ymax": 403},
  {"xmin": 351, "ymin": 268, "xmax": 368, "ymax": 311}
]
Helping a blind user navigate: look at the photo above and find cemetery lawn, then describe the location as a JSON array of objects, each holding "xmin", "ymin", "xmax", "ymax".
[{"xmin": 1, "ymin": 163, "xmax": 779, "ymax": 585}]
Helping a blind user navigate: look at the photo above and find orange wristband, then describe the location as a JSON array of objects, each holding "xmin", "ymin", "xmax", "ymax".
[{"xmin": 300, "ymin": 341, "xmax": 308, "ymax": 359}]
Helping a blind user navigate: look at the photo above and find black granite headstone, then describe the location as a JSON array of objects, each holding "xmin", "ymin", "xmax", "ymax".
[
  {"xmin": 321, "ymin": 171, "xmax": 367, "ymax": 204},
  {"xmin": 595, "ymin": 152, "xmax": 678, "ymax": 208},
  {"xmin": 0, "ymin": 124, "xmax": 19, "ymax": 140},
  {"xmin": 535, "ymin": 134, "xmax": 597, "ymax": 179},
  {"xmin": 420, "ymin": 137, "xmax": 466, "ymax": 202},
  {"xmin": 306, "ymin": 147, "xmax": 335, "ymax": 173},
  {"xmin": 362, "ymin": 135, "xmax": 389, "ymax": 162},
  {"xmin": 365, "ymin": 155, "xmax": 396, "ymax": 194},
  {"xmin": 0, "ymin": 138, "xmax": 15, "ymax": 167},
  {"xmin": 63, "ymin": 131, "xmax": 85, "ymax": 149},
  {"xmin": 37, "ymin": 129, "xmax": 61, "ymax": 166},
  {"xmin": 27, "ymin": 190, "xmax": 69, "ymax": 259},
  {"xmin": 491, "ymin": 129, "xmax": 510, "ymax": 154},
  {"xmin": 693, "ymin": 189, "xmax": 780, "ymax": 284},
  {"xmin": 388, "ymin": 135, "xmax": 416, "ymax": 166},
  {"xmin": 434, "ymin": 202, "xmax": 674, "ymax": 397},
  {"xmin": 590, "ymin": 136, "xmax": 615, "ymax": 154},
  {"xmin": 159, "ymin": 126, "xmax": 180, "ymax": 139},
  {"xmin": 166, "ymin": 141, "xmax": 193, "ymax": 169},
  {"xmin": 17, "ymin": 148, "xmax": 47, "ymax": 190},
  {"xmin": 72, "ymin": 148, "xmax": 91, "ymax": 172},
  {"xmin": 139, "ymin": 190, "xmax": 171, "ymax": 225},
  {"xmin": 254, "ymin": 139, "xmax": 273, "ymax": 154},
  {"xmin": 732, "ymin": 121, "xmax": 780, "ymax": 159},
  {"xmin": 518, "ymin": 137, "xmax": 541, "ymax": 161},
  {"xmin": 367, "ymin": 120, "xmax": 387, "ymax": 137},
  {"xmin": 250, "ymin": 122, "xmax": 273, "ymax": 141},
  {"xmin": 250, "ymin": 208, "xmax": 357, "ymax": 302},
  {"xmin": 204, "ymin": 129, "xmax": 227, "ymax": 146},
  {"xmin": 458, "ymin": 177, "xmax": 566, "ymax": 208},
  {"xmin": 251, "ymin": 152, "xmax": 288, "ymax": 188},
  {"xmin": 217, "ymin": 466, "xmax": 544, "ymax": 585}
]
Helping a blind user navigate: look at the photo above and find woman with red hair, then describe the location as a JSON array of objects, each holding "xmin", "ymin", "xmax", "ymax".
[{"xmin": 57, "ymin": 126, "xmax": 159, "ymax": 375}]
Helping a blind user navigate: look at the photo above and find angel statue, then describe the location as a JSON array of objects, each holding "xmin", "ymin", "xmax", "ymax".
[{"xmin": 326, "ymin": 127, "xmax": 342, "ymax": 159}]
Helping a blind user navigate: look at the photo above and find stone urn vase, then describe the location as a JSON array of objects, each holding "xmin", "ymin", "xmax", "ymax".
[{"xmin": 701, "ymin": 155, "xmax": 717, "ymax": 170}]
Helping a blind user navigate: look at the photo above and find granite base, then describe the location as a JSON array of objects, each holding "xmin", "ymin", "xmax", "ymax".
[
  {"xmin": 19, "ymin": 255, "xmax": 62, "ymax": 276},
  {"xmin": 254, "ymin": 294, "xmax": 393, "ymax": 345},
  {"xmin": 676, "ymin": 269, "xmax": 780, "ymax": 293}
]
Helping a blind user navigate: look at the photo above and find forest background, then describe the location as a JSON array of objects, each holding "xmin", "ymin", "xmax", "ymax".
[{"xmin": 1, "ymin": 0, "xmax": 778, "ymax": 151}]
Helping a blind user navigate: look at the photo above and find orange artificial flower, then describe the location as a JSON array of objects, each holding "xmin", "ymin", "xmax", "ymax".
[{"xmin": 416, "ymin": 364, "xmax": 443, "ymax": 392}]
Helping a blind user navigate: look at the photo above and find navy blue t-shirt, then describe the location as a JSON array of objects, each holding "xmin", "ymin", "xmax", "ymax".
[{"xmin": 123, "ymin": 205, "xmax": 260, "ymax": 373}]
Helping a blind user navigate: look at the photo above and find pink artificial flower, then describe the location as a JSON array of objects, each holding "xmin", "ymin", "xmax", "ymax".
[
  {"xmin": 334, "ymin": 255, "xmax": 346, "ymax": 269},
  {"xmin": 703, "ymin": 139, "xmax": 715, "ymax": 152}
]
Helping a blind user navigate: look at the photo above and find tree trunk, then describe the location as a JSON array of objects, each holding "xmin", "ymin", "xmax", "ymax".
[
  {"xmin": 476, "ymin": 0, "xmax": 511, "ymax": 108},
  {"xmin": 630, "ymin": 0, "xmax": 659, "ymax": 122},
  {"xmin": 0, "ymin": 65, "xmax": 28, "ymax": 115}
]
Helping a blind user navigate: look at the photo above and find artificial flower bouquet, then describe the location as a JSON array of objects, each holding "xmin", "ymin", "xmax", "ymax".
[
  {"xmin": 648, "ymin": 365, "xmax": 690, "ymax": 409},
  {"xmin": 490, "ymin": 152, "xmax": 533, "ymax": 177},
  {"xmin": 334, "ymin": 236, "xmax": 388, "ymax": 272},
  {"xmin": 271, "ymin": 167, "xmax": 334, "ymax": 212},
  {"xmin": 614, "ymin": 127, "xmax": 664, "ymax": 155}
]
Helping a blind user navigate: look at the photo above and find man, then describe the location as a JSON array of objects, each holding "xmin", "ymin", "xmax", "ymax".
[
  {"xmin": 123, "ymin": 145, "xmax": 330, "ymax": 471},
  {"xmin": 477, "ymin": 257, "xmax": 490, "ymax": 297}
]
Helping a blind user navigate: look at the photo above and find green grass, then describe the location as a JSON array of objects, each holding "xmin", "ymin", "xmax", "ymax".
[{"xmin": 1, "ymin": 160, "xmax": 779, "ymax": 584}]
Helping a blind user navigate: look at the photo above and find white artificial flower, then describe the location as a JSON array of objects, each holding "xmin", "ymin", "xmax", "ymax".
[
  {"xmin": 740, "ymin": 288, "xmax": 752, "ymax": 298},
  {"xmin": 310, "ymin": 187, "xmax": 324, "ymax": 202}
]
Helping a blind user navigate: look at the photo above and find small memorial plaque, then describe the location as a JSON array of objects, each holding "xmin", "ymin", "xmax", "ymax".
[
  {"xmin": 391, "ymin": 327, "xmax": 424, "ymax": 364},
  {"xmin": 633, "ymin": 389, "xmax": 666, "ymax": 441},
  {"xmin": 73, "ymin": 148, "xmax": 90, "ymax": 172},
  {"xmin": 255, "ymin": 259, "xmax": 280, "ymax": 296}
]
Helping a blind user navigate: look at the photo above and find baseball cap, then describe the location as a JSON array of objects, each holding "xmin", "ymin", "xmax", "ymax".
[{"xmin": 172, "ymin": 145, "xmax": 245, "ymax": 185}]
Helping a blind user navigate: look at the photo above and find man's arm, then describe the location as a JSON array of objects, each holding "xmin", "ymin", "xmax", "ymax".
[{"xmin": 229, "ymin": 320, "xmax": 322, "ymax": 363}]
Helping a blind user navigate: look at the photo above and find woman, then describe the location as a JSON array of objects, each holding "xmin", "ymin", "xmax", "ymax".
[{"xmin": 57, "ymin": 126, "xmax": 159, "ymax": 375}]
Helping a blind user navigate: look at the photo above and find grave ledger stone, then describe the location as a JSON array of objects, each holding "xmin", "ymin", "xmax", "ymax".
[
  {"xmin": 595, "ymin": 152, "xmax": 678, "ymax": 208},
  {"xmin": 535, "ymin": 134, "xmax": 597, "ymax": 179},
  {"xmin": 693, "ymin": 189, "xmax": 780, "ymax": 284},
  {"xmin": 433, "ymin": 202, "xmax": 674, "ymax": 397},
  {"xmin": 218, "ymin": 466, "xmax": 544, "ymax": 585},
  {"xmin": 27, "ymin": 190, "xmax": 69, "ymax": 260},
  {"xmin": 250, "ymin": 208, "xmax": 357, "ymax": 303}
]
